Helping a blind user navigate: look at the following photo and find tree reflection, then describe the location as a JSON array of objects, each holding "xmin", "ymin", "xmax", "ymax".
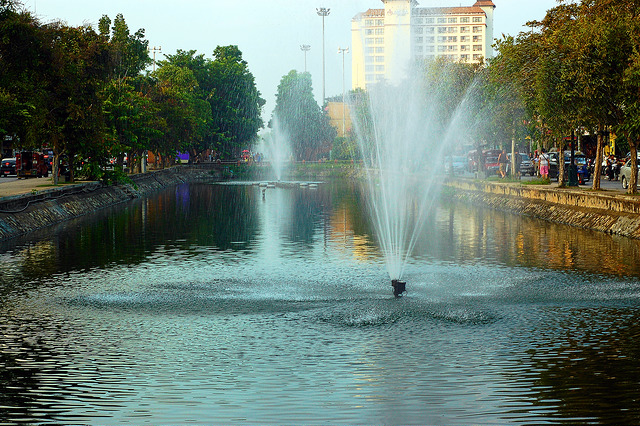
[{"xmin": 506, "ymin": 308, "xmax": 640, "ymax": 423}]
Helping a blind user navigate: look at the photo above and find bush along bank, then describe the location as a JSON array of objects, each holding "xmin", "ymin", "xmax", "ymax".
[
  {"xmin": 0, "ymin": 166, "xmax": 222, "ymax": 241},
  {"xmin": 445, "ymin": 179, "xmax": 640, "ymax": 239}
]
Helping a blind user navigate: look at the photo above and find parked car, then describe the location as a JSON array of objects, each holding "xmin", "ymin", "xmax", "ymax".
[
  {"xmin": 466, "ymin": 149, "xmax": 480, "ymax": 173},
  {"xmin": 444, "ymin": 155, "xmax": 467, "ymax": 175},
  {"xmin": 483, "ymin": 149, "xmax": 502, "ymax": 176},
  {"xmin": 620, "ymin": 159, "xmax": 640, "ymax": 190},
  {"xmin": 548, "ymin": 151, "xmax": 590, "ymax": 184},
  {"xmin": 1, "ymin": 157, "xmax": 16, "ymax": 177},
  {"xmin": 506, "ymin": 152, "xmax": 534, "ymax": 176},
  {"xmin": 16, "ymin": 151, "xmax": 49, "ymax": 178}
]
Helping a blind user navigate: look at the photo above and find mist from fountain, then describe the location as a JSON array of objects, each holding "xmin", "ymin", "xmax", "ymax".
[
  {"xmin": 351, "ymin": 64, "xmax": 479, "ymax": 283},
  {"xmin": 261, "ymin": 114, "xmax": 292, "ymax": 182}
]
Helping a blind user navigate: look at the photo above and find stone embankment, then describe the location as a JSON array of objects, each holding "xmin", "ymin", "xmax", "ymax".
[
  {"xmin": 0, "ymin": 166, "xmax": 220, "ymax": 241},
  {"xmin": 446, "ymin": 179, "xmax": 640, "ymax": 239},
  {"xmin": 3, "ymin": 164, "xmax": 640, "ymax": 242}
]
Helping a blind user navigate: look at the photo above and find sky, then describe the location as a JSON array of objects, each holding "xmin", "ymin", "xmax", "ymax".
[{"xmin": 25, "ymin": 0, "xmax": 559, "ymax": 120}]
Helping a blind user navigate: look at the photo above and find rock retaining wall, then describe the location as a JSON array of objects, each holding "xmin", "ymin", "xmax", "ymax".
[
  {"xmin": 446, "ymin": 179, "xmax": 640, "ymax": 239},
  {"xmin": 0, "ymin": 166, "xmax": 220, "ymax": 241}
]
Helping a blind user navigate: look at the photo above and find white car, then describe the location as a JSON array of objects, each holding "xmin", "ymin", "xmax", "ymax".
[{"xmin": 620, "ymin": 159, "xmax": 640, "ymax": 189}]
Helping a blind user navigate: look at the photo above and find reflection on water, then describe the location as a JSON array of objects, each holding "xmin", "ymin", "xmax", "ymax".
[{"xmin": 2, "ymin": 181, "xmax": 640, "ymax": 424}]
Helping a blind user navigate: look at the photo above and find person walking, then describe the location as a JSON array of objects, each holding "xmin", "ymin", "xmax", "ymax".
[
  {"xmin": 514, "ymin": 152, "xmax": 522, "ymax": 180},
  {"xmin": 498, "ymin": 149, "xmax": 508, "ymax": 179},
  {"xmin": 539, "ymin": 149, "xmax": 550, "ymax": 180}
]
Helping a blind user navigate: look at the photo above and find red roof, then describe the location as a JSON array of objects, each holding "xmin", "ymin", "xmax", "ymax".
[
  {"xmin": 353, "ymin": 1, "xmax": 494, "ymax": 21},
  {"xmin": 354, "ymin": 8, "xmax": 385, "ymax": 19},
  {"xmin": 473, "ymin": 0, "xmax": 496, "ymax": 7}
]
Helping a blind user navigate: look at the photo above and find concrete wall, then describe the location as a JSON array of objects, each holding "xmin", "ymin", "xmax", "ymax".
[
  {"xmin": 0, "ymin": 166, "xmax": 221, "ymax": 241},
  {"xmin": 446, "ymin": 179, "xmax": 640, "ymax": 239}
]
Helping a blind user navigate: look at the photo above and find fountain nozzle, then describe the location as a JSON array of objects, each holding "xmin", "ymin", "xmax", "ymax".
[{"xmin": 391, "ymin": 280, "xmax": 406, "ymax": 297}]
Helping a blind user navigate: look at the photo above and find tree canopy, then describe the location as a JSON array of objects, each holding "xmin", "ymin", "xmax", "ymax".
[
  {"xmin": 271, "ymin": 70, "xmax": 336, "ymax": 161},
  {"xmin": 485, "ymin": 0, "xmax": 640, "ymax": 191},
  {"xmin": 0, "ymin": 1, "xmax": 265, "ymax": 182}
]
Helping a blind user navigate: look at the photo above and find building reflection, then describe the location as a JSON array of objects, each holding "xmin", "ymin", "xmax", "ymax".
[{"xmin": 432, "ymin": 201, "xmax": 640, "ymax": 277}]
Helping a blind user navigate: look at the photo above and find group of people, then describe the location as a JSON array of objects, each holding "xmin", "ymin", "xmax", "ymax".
[
  {"xmin": 605, "ymin": 155, "xmax": 621, "ymax": 181},
  {"xmin": 496, "ymin": 148, "xmax": 534, "ymax": 179},
  {"xmin": 498, "ymin": 149, "xmax": 551, "ymax": 180}
]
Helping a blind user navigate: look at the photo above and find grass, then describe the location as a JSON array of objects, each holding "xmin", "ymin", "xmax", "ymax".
[
  {"xmin": 521, "ymin": 177, "xmax": 551, "ymax": 185},
  {"xmin": 485, "ymin": 175, "xmax": 529, "ymax": 184}
]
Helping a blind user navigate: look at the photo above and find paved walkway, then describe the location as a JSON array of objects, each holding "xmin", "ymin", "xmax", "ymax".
[{"xmin": 0, "ymin": 177, "xmax": 88, "ymax": 198}]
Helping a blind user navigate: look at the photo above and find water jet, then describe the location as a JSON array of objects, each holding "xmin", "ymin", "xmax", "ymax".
[{"xmin": 351, "ymin": 61, "xmax": 478, "ymax": 297}]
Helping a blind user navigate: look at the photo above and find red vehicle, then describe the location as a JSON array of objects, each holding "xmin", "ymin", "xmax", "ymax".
[
  {"xmin": 466, "ymin": 149, "xmax": 502, "ymax": 175},
  {"xmin": 482, "ymin": 149, "xmax": 503, "ymax": 176},
  {"xmin": 16, "ymin": 151, "xmax": 49, "ymax": 178}
]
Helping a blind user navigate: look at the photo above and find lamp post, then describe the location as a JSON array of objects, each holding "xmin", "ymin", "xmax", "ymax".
[
  {"xmin": 338, "ymin": 46, "xmax": 349, "ymax": 137},
  {"xmin": 300, "ymin": 44, "xmax": 311, "ymax": 72},
  {"xmin": 149, "ymin": 46, "xmax": 162, "ymax": 72},
  {"xmin": 316, "ymin": 7, "xmax": 330, "ymax": 105}
]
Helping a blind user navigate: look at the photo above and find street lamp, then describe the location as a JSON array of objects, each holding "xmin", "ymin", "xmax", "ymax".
[
  {"xmin": 316, "ymin": 7, "xmax": 330, "ymax": 105},
  {"xmin": 338, "ymin": 46, "xmax": 350, "ymax": 137},
  {"xmin": 300, "ymin": 44, "xmax": 311, "ymax": 73},
  {"xmin": 149, "ymin": 46, "xmax": 162, "ymax": 72}
]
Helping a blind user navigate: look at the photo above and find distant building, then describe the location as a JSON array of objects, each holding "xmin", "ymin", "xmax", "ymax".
[
  {"xmin": 326, "ymin": 102, "xmax": 352, "ymax": 138},
  {"xmin": 351, "ymin": 0, "xmax": 495, "ymax": 89}
]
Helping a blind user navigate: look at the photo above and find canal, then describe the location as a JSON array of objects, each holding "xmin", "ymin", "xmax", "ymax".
[{"xmin": 1, "ymin": 181, "xmax": 640, "ymax": 424}]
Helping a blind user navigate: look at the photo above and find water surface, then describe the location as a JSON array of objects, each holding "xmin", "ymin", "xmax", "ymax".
[{"xmin": 1, "ymin": 181, "xmax": 640, "ymax": 424}]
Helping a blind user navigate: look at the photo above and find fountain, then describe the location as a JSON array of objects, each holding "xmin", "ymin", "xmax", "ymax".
[
  {"xmin": 351, "ymin": 65, "xmax": 476, "ymax": 296},
  {"xmin": 261, "ymin": 114, "xmax": 292, "ymax": 182}
]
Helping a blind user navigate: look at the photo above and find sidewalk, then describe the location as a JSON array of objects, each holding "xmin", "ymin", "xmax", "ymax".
[{"xmin": 0, "ymin": 177, "xmax": 88, "ymax": 199}]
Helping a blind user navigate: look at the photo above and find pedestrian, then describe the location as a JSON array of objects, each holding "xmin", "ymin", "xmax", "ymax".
[
  {"xmin": 498, "ymin": 149, "xmax": 508, "ymax": 179},
  {"xmin": 539, "ymin": 149, "xmax": 550, "ymax": 180}
]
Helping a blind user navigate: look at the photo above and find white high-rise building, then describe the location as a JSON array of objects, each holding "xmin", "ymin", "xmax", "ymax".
[{"xmin": 351, "ymin": 0, "xmax": 496, "ymax": 89}]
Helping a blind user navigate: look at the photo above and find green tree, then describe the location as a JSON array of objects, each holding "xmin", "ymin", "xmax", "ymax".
[
  {"xmin": 151, "ymin": 64, "xmax": 200, "ymax": 163},
  {"xmin": 160, "ymin": 50, "xmax": 214, "ymax": 160},
  {"xmin": 209, "ymin": 46, "xmax": 264, "ymax": 158},
  {"xmin": 272, "ymin": 70, "xmax": 336, "ymax": 161},
  {"xmin": 344, "ymin": 88, "xmax": 371, "ymax": 161},
  {"xmin": 35, "ymin": 22, "xmax": 111, "ymax": 183},
  {"xmin": 99, "ymin": 13, "xmax": 150, "ymax": 79},
  {"xmin": 530, "ymin": 0, "xmax": 639, "ymax": 190},
  {"xmin": 0, "ymin": 1, "xmax": 45, "ymax": 150},
  {"xmin": 554, "ymin": 2, "xmax": 618, "ymax": 189},
  {"xmin": 583, "ymin": 0, "xmax": 640, "ymax": 193},
  {"xmin": 102, "ymin": 76, "xmax": 163, "ymax": 174},
  {"xmin": 98, "ymin": 14, "xmax": 152, "ymax": 172}
]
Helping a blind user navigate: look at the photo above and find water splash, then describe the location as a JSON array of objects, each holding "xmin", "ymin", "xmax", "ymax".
[
  {"xmin": 262, "ymin": 114, "xmax": 292, "ymax": 181},
  {"xmin": 351, "ymin": 65, "xmax": 476, "ymax": 283}
]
